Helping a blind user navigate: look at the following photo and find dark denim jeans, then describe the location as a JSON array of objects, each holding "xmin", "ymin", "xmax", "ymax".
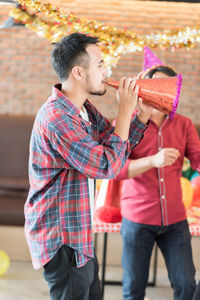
[
  {"xmin": 43, "ymin": 245, "xmax": 102, "ymax": 300},
  {"xmin": 121, "ymin": 217, "xmax": 196, "ymax": 300}
]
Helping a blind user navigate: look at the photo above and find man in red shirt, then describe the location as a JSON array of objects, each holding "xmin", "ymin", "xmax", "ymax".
[{"xmin": 115, "ymin": 65, "xmax": 200, "ymax": 300}]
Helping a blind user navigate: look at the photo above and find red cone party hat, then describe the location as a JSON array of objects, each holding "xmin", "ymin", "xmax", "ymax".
[{"xmin": 105, "ymin": 75, "xmax": 182, "ymax": 119}]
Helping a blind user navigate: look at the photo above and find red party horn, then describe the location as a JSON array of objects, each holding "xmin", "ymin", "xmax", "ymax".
[{"xmin": 105, "ymin": 74, "xmax": 182, "ymax": 119}]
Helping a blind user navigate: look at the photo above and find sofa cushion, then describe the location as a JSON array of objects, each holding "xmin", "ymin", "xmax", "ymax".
[
  {"xmin": 0, "ymin": 114, "xmax": 34, "ymax": 179},
  {"xmin": 0, "ymin": 178, "xmax": 29, "ymax": 191},
  {"xmin": 0, "ymin": 114, "xmax": 34, "ymax": 226},
  {"xmin": 0, "ymin": 193, "xmax": 26, "ymax": 226}
]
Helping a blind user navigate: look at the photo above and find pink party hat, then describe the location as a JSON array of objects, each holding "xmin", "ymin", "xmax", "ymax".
[{"xmin": 143, "ymin": 46, "xmax": 164, "ymax": 71}]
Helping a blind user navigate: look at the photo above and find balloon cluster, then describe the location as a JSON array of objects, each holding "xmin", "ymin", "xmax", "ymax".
[{"xmin": 181, "ymin": 157, "xmax": 200, "ymax": 209}]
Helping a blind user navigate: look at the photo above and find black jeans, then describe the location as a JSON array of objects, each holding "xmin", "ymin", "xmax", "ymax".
[{"xmin": 43, "ymin": 245, "xmax": 102, "ymax": 300}]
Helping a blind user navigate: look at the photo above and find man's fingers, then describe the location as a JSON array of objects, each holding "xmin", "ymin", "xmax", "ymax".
[
  {"xmin": 119, "ymin": 77, "xmax": 126, "ymax": 89},
  {"xmin": 163, "ymin": 148, "xmax": 180, "ymax": 156},
  {"xmin": 119, "ymin": 76, "xmax": 139, "ymax": 93},
  {"xmin": 125, "ymin": 77, "xmax": 135, "ymax": 91},
  {"xmin": 116, "ymin": 90, "xmax": 120, "ymax": 103},
  {"xmin": 129, "ymin": 79, "xmax": 137, "ymax": 92},
  {"xmin": 136, "ymin": 71, "xmax": 143, "ymax": 80}
]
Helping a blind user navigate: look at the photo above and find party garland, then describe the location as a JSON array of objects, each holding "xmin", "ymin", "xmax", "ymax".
[{"xmin": 10, "ymin": 0, "xmax": 200, "ymax": 73}]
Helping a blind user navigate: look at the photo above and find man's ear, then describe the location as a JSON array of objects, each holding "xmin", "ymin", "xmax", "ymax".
[{"xmin": 71, "ymin": 66, "xmax": 85, "ymax": 80}]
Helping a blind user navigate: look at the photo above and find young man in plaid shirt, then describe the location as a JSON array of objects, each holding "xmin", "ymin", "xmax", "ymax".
[{"xmin": 24, "ymin": 33, "xmax": 151, "ymax": 300}]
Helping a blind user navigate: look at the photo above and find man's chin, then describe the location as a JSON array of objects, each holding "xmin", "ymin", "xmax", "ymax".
[{"xmin": 89, "ymin": 89, "xmax": 107, "ymax": 96}]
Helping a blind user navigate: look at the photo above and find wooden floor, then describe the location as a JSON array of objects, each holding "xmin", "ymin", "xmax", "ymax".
[{"xmin": 2, "ymin": 261, "xmax": 199, "ymax": 300}]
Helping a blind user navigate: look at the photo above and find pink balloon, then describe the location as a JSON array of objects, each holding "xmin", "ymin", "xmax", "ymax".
[{"xmin": 191, "ymin": 176, "xmax": 200, "ymax": 207}]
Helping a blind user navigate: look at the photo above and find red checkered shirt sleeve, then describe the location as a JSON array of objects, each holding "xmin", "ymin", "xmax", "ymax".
[{"xmin": 47, "ymin": 105, "xmax": 145, "ymax": 178}]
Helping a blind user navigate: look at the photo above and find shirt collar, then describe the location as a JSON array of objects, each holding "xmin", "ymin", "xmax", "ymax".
[
  {"xmin": 50, "ymin": 83, "xmax": 81, "ymax": 117},
  {"xmin": 149, "ymin": 114, "xmax": 170, "ymax": 128}
]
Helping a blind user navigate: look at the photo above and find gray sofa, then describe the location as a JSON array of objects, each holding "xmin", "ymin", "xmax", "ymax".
[{"xmin": 0, "ymin": 115, "xmax": 35, "ymax": 226}]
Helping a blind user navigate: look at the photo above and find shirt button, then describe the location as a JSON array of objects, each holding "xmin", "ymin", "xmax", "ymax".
[
  {"xmin": 158, "ymin": 132, "xmax": 161, "ymax": 135},
  {"xmin": 160, "ymin": 178, "xmax": 163, "ymax": 182},
  {"xmin": 161, "ymin": 195, "xmax": 165, "ymax": 199},
  {"xmin": 158, "ymin": 147, "xmax": 162, "ymax": 151}
]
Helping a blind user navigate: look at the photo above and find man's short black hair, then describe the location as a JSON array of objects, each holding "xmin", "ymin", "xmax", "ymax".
[
  {"xmin": 144, "ymin": 65, "xmax": 177, "ymax": 78},
  {"xmin": 51, "ymin": 32, "xmax": 99, "ymax": 82}
]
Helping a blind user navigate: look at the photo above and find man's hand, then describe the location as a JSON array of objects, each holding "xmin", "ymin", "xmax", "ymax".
[
  {"xmin": 117, "ymin": 77, "xmax": 139, "ymax": 118},
  {"xmin": 151, "ymin": 148, "xmax": 180, "ymax": 168},
  {"xmin": 114, "ymin": 77, "xmax": 139, "ymax": 141},
  {"xmin": 137, "ymin": 98, "xmax": 153, "ymax": 124}
]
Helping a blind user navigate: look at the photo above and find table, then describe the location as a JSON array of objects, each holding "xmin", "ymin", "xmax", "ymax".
[
  {"xmin": 93, "ymin": 216, "xmax": 158, "ymax": 298},
  {"xmin": 93, "ymin": 206, "xmax": 200, "ymax": 299}
]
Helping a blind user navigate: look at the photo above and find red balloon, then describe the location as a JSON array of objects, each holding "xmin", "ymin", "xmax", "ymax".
[
  {"xmin": 96, "ymin": 205, "xmax": 122, "ymax": 223},
  {"xmin": 191, "ymin": 176, "xmax": 200, "ymax": 207}
]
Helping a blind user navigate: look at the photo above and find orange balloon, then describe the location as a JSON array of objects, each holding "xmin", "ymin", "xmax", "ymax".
[{"xmin": 181, "ymin": 177, "xmax": 193, "ymax": 209}]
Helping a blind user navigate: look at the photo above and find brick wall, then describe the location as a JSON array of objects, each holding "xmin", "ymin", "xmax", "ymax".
[{"xmin": 1, "ymin": 0, "xmax": 200, "ymax": 122}]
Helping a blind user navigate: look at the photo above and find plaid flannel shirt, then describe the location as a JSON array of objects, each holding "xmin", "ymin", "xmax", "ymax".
[{"xmin": 24, "ymin": 84, "xmax": 147, "ymax": 269}]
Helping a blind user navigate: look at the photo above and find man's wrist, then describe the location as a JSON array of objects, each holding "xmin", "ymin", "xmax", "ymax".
[
  {"xmin": 148, "ymin": 155, "xmax": 155, "ymax": 168},
  {"xmin": 136, "ymin": 112, "xmax": 149, "ymax": 124},
  {"xmin": 115, "ymin": 113, "xmax": 132, "ymax": 141}
]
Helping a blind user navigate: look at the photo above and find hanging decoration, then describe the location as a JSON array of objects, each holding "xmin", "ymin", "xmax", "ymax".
[{"xmin": 9, "ymin": 0, "xmax": 200, "ymax": 74}]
